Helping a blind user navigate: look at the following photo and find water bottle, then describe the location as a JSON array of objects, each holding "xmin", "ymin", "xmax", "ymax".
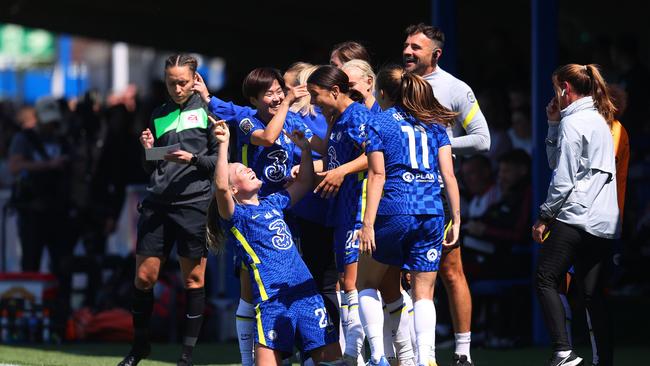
[
  {"xmin": 42, "ymin": 308, "xmax": 51, "ymax": 344},
  {"xmin": 26, "ymin": 302, "xmax": 38, "ymax": 343},
  {"xmin": 0, "ymin": 309, "xmax": 9, "ymax": 343}
]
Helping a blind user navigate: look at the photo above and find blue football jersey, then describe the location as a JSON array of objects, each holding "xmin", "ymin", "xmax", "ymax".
[
  {"xmin": 237, "ymin": 111, "xmax": 312, "ymax": 197},
  {"xmin": 207, "ymin": 95, "xmax": 256, "ymax": 129},
  {"xmin": 365, "ymin": 106, "xmax": 450, "ymax": 216},
  {"xmin": 289, "ymin": 109, "xmax": 330, "ymax": 224},
  {"xmin": 327, "ymin": 102, "xmax": 370, "ymax": 226},
  {"xmin": 222, "ymin": 191, "xmax": 317, "ymax": 304}
]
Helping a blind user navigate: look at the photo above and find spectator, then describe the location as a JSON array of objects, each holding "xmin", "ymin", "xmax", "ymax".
[
  {"xmin": 506, "ymin": 109, "xmax": 532, "ymax": 156},
  {"xmin": 7, "ymin": 98, "xmax": 74, "ymax": 338}
]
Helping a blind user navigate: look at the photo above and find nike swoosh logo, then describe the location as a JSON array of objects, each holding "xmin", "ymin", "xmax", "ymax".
[
  {"xmin": 186, "ymin": 314, "xmax": 203, "ymax": 319},
  {"xmin": 252, "ymin": 214, "xmax": 260, "ymax": 219}
]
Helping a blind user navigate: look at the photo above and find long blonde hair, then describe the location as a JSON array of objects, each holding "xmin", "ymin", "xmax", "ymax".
[
  {"xmin": 205, "ymin": 197, "xmax": 226, "ymax": 254},
  {"xmin": 376, "ymin": 64, "xmax": 457, "ymax": 125},
  {"xmin": 341, "ymin": 59, "xmax": 376, "ymax": 95},
  {"xmin": 290, "ymin": 65, "xmax": 319, "ymax": 117}
]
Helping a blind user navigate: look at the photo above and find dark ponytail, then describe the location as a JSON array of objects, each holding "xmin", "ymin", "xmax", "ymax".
[
  {"xmin": 307, "ymin": 65, "xmax": 364, "ymax": 102},
  {"xmin": 376, "ymin": 64, "xmax": 457, "ymax": 125}
]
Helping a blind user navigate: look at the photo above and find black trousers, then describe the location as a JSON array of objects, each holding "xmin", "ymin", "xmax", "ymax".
[
  {"xmin": 535, "ymin": 220, "xmax": 613, "ymax": 365},
  {"xmin": 295, "ymin": 217, "xmax": 340, "ymax": 332}
]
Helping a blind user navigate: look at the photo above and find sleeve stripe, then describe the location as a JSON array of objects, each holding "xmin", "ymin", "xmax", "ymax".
[{"xmin": 462, "ymin": 102, "xmax": 480, "ymax": 130}]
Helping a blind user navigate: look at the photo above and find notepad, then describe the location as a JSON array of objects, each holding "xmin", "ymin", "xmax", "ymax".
[{"xmin": 145, "ymin": 143, "xmax": 181, "ymax": 161}]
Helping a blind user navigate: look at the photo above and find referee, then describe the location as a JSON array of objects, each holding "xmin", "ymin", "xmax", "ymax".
[{"xmin": 118, "ymin": 54, "xmax": 218, "ymax": 366}]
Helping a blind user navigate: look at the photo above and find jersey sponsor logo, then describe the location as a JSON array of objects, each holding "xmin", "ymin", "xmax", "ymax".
[
  {"xmin": 267, "ymin": 330, "xmax": 277, "ymax": 341},
  {"xmin": 331, "ymin": 131, "xmax": 342, "ymax": 142},
  {"xmin": 427, "ymin": 248, "xmax": 439, "ymax": 262},
  {"xmin": 414, "ymin": 172, "xmax": 436, "ymax": 182},
  {"xmin": 327, "ymin": 146, "xmax": 340, "ymax": 170},
  {"xmin": 402, "ymin": 172, "xmax": 415, "ymax": 183},
  {"xmin": 269, "ymin": 219, "xmax": 293, "ymax": 250},
  {"xmin": 467, "ymin": 91, "xmax": 476, "ymax": 104},
  {"xmin": 264, "ymin": 150, "xmax": 288, "ymax": 182},
  {"xmin": 239, "ymin": 118, "xmax": 254, "ymax": 134}
]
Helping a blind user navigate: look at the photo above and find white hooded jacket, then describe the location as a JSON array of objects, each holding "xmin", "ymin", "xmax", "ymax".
[{"xmin": 542, "ymin": 96, "xmax": 620, "ymax": 239}]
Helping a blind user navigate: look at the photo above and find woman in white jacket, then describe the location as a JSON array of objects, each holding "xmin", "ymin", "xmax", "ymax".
[{"xmin": 533, "ymin": 64, "xmax": 618, "ymax": 366}]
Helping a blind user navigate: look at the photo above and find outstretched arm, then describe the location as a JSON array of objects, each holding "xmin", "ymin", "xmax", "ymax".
[{"xmin": 211, "ymin": 116, "xmax": 235, "ymax": 220}]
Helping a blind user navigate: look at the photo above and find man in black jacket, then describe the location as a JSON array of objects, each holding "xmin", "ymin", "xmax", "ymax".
[{"xmin": 118, "ymin": 54, "xmax": 218, "ymax": 366}]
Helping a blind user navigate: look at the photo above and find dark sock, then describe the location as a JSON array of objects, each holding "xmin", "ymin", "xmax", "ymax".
[
  {"xmin": 132, "ymin": 287, "xmax": 154, "ymax": 352},
  {"xmin": 181, "ymin": 287, "xmax": 205, "ymax": 359}
]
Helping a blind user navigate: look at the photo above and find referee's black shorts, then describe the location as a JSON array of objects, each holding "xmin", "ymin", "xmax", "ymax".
[{"xmin": 136, "ymin": 199, "xmax": 209, "ymax": 259}]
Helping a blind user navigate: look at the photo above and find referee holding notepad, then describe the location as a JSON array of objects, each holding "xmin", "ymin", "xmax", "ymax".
[{"xmin": 118, "ymin": 54, "xmax": 218, "ymax": 366}]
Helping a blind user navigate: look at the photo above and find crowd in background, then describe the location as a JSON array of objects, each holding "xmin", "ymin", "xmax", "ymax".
[{"xmin": 0, "ymin": 33, "xmax": 649, "ymax": 348}]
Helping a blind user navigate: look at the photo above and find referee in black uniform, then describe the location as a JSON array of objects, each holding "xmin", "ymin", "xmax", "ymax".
[{"xmin": 118, "ymin": 54, "xmax": 218, "ymax": 366}]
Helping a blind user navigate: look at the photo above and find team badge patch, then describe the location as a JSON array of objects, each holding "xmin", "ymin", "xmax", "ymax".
[
  {"xmin": 239, "ymin": 118, "xmax": 254, "ymax": 134},
  {"xmin": 467, "ymin": 91, "xmax": 476, "ymax": 104}
]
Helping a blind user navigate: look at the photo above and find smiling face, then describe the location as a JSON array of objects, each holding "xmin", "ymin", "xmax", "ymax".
[
  {"xmin": 307, "ymin": 83, "xmax": 337, "ymax": 118},
  {"xmin": 403, "ymin": 32, "xmax": 438, "ymax": 76},
  {"xmin": 251, "ymin": 79, "xmax": 285, "ymax": 123},
  {"xmin": 228, "ymin": 163, "xmax": 262, "ymax": 199},
  {"xmin": 165, "ymin": 65, "xmax": 195, "ymax": 104},
  {"xmin": 344, "ymin": 67, "xmax": 373, "ymax": 100}
]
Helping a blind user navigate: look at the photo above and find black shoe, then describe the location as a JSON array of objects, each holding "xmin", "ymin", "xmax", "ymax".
[
  {"xmin": 546, "ymin": 351, "xmax": 583, "ymax": 366},
  {"xmin": 451, "ymin": 354, "xmax": 474, "ymax": 366},
  {"xmin": 117, "ymin": 344, "xmax": 151, "ymax": 366},
  {"xmin": 177, "ymin": 354, "xmax": 193, "ymax": 366}
]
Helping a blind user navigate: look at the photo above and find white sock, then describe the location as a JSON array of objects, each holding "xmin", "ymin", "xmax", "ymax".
[
  {"xmin": 382, "ymin": 304, "xmax": 396, "ymax": 360},
  {"xmin": 338, "ymin": 290, "xmax": 348, "ymax": 353},
  {"xmin": 555, "ymin": 350, "xmax": 572, "ymax": 358},
  {"xmin": 359, "ymin": 288, "xmax": 384, "ymax": 363},
  {"xmin": 345, "ymin": 290, "xmax": 365, "ymax": 358},
  {"xmin": 235, "ymin": 299, "xmax": 255, "ymax": 366},
  {"xmin": 559, "ymin": 293, "xmax": 572, "ymax": 347},
  {"xmin": 303, "ymin": 357, "xmax": 315, "ymax": 366},
  {"xmin": 414, "ymin": 299, "xmax": 435, "ymax": 365},
  {"xmin": 425, "ymin": 297, "xmax": 437, "ymax": 362},
  {"xmin": 454, "ymin": 332, "xmax": 472, "ymax": 362},
  {"xmin": 404, "ymin": 291, "xmax": 417, "ymax": 361},
  {"xmin": 386, "ymin": 295, "xmax": 415, "ymax": 363}
]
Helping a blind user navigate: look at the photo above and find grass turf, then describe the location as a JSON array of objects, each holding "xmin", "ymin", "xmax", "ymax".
[{"xmin": 0, "ymin": 342, "xmax": 648, "ymax": 366}]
